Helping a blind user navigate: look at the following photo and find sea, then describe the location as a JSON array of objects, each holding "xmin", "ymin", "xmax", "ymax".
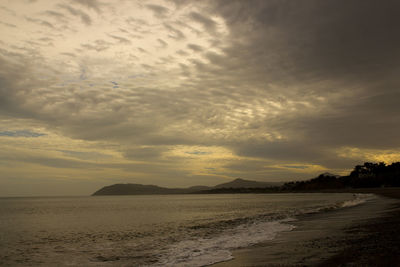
[{"xmin": 0, "ymin": 193, "xmax": 375, "ymax": 266}]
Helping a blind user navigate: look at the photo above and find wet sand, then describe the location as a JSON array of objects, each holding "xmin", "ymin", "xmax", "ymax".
[{"xmin": 212, "ymin": 188, "xmax": 400, "ymax": 267}]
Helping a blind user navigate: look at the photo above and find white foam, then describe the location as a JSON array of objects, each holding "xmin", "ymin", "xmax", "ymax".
[
  {"xmin": 153, "ymin": 193, "xmax": 375, "ymax": 266},
  {"xmin": 155, "ymin": 220, "xmax": 295, "ymax": 267},
  {"xmin": 341, "ymin": 193, "xmax": 376, "ymax": 208}
]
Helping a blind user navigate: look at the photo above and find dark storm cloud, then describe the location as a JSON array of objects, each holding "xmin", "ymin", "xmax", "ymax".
[
  {"xmin": 212, "ymin": 0, "xmax": 400, "ymax": 82},
  {"xmin": 288, "ymin": 88, "xmax": 400, "ymax": 149},
  {"xmin": 187, "ymin": 0, "xmax": 400, "ymax": 165}
]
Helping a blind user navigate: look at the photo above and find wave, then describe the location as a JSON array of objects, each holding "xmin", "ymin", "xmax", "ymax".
[
  {"xmin": 153, "ymin": 193, "xmax": 375, "ymax": 267},
  {"xmin": 341, "ymin": 193, "xmax": 375, "ymax": 208},
  {"xmin": 155, "ymin": 220, "xmax": 295, "ymax": 267}
]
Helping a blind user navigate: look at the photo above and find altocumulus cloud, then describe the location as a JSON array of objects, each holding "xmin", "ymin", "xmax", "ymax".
[{"xmin": 1, "ymin": 0, "xmax": 400, "ymax": 196}]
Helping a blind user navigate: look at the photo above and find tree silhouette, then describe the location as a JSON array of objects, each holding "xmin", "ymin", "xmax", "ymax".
[{"xmin": 285, "ymin": 162, "xmax": 400, "ymax": 190}]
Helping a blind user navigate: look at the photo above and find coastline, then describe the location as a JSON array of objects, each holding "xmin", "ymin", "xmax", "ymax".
[
  {"xmin": 320, "ymin": 188, "xmax": 400, "ymax": 266},
  {"xmin": 211, "ymin": 188, "xmax": 400, "ymax": 267}
]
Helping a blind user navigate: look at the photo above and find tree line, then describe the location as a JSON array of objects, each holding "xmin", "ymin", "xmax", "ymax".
[{"xmin": 283, "ymin": 162, "xmax": 400, "ymax": 191}]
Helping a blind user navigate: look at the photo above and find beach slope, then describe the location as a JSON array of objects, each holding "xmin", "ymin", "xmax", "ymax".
[{"xmin": 212, "ymin": 188, "xmax": 400, "ymax": 266}]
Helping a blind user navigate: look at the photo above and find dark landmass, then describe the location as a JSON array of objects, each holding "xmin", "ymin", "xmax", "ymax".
[
  {"xmin": 92, "ymin": 183, "xmax": 218, "ymax": 195},
  {"xmin": 92, "ymin": 178, "xmax": 281, "ymax": 196},
  {"xmin": 212, "ymin": 187, "xmax": 400, "ymax": 267},
  {"xmin": 283, "ymin": 162, "xmax": 400, "ymax": 191},
  {"xmin": 186, "ymin": 185, "xmax": 212, "ymax": 191},
  {"xmin": 92, "ymin": 183, "xmax": 189, "ymax": 195},
  {"xmin": 204, "ymin": 161, "xmax": 400, "ymax": 194},
  {"xmin": 213, "ymin": 178, "xmax": 282, "ymax": 189},
  {"xmin": 93, "ymin": 162, "xmax": 400, "ymax": 196},
  {"xmin": 320, "ymin": 188, "xmax": 400, "ymax": 267}
]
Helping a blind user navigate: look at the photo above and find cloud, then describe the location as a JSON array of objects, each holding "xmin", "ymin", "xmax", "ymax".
[
  {"xmin": 212, "ymin": 0, "xmax": 400, "ymax": 82},
  {"xmin": 189, "ymin": 11, "xmax": 217, "ymax": 33},
  {"xmin": 61, "ymin": 52, "xmax": 76, "ymax": 57},
  {"xmin": 81, "ymin": 39, "xmax": 111, "ymax": 51},
  {"xmin": 57, "ymin": 150, "xmax": 111, "ymax": 160},
  {"xmin": 164, "ymin": 23, "xmax": 185, "ymax": 40},
  {"xmin": 157, "ymin": 38, "xmax": 168, "ymax": 48},
  {"xmin": 1, "ymin": 0, "xmax": 400, "ymax": 195},
  {"xmin": 25, "ymin": 17, "xmax": 54, "ymax": 28},
  {"xmin": 176, "ymin": 49, "xmax": 188, "ymax": 56},
  {"xmin": 185, "ymin": 151, "xmax": 211, "ymax": 155},
  {"xmin": 70, "ymin": 0, "xmax": 103, "ymax": 13},
  {"xmin": 187, "ymin": 43, "xmax": 203, "ymax": 52},
  {"xmin": 108, "ymin": 34, "xmax": 131, "ymax": 44},
  {"xmin": 58, "ymin": 4, "xmax": 92, "ymax": 25},
  {"xmin": 0, "ymin": 20, "xmax": 16, "ymax": 28},
  {"xmin": 283, "ymin": 165, "xmax": 308, "ymax": 169},
  {"xmin": 231, "ymin": 140, "xmax": 325, "ymax": 163},
  {"xmin": 123, "ymin": 146, "xmax": 167, "ymax": 160},
  {"xmin": 138, "ymin": 47, "xmax": 148, "ymax": 53},
  {"xmin": 0, "ymin": 153, "xmax": 102, "ymax": 169},
  {"xmin": 145, "ymin": 4, "xmax": 169, "ymax": 18},
  {"xmin": 43, "ymin": 10, "xmax": 67, "ymax": 21},
  {"xmin": 0, "ymin": 130, "xmax": 46, "ymax": 137}
]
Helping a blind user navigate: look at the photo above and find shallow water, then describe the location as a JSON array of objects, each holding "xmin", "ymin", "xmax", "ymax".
[{"xmin": 0, "ymin": 193, "xmax": 372, "ymax": 266}]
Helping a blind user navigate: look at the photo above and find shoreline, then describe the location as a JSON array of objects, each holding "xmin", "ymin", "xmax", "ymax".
[
  {"xmin": 320, "ymin": 188, "xmax": 400, "ymax": 266},
  {"xmin": 211, "ymin": 188, "xmax": 400, "ymax": 267}
]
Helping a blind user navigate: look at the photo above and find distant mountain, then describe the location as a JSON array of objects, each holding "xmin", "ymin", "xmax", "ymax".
[
  {"xmin": 92, "ymin": 184, "xmax": 188, "ymax": 196},
  {"xmin": 187, "ymin": 185, "xmax": 212, "ymax": 191},
  {"xmin": 92, "ymin": 162, "xmax": 400, "ymax": 195},
  {"xmin": 214, "ymin": 178, "xmax": 282, "ymax": 189},
  {"xmin": 92, "ymin": 178, "xmax": 281, "ymax": 196}
]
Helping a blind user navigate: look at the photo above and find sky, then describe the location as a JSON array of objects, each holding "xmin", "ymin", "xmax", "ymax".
[{"xmin": 1, "ymin": 0, "xmax": 400, "ymax": 196}]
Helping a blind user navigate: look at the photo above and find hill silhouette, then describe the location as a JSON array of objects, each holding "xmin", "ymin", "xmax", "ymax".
[
  {"xmin": 93, "ymin": 162, "xmax": 400, "ymax": 196},
  {"xmin": 214, "ymin": 178, "xmax": 281, "ymax": 189},
  {"xmin": 92, "ymin": 178, "xmax": 278, "ymax": 196},
  {"xmin": 92, "ymin": 184, "xmax": 187, "ymax": 195}
]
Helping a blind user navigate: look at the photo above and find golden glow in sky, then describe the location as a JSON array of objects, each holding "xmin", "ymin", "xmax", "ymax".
[{"xmin": 1, "ymin": 0, "xmax": 400, "ymax": 196}]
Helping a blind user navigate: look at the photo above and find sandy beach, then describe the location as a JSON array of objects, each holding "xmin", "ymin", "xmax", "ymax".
[{"xmin": 212, "ymin": 188, "xmax": 400, "ymax": 267}]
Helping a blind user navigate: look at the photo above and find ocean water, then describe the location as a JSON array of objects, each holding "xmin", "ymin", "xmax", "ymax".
[{"xmin": 0, "ymin": 193, "xmax": 374, "ymax": 266}]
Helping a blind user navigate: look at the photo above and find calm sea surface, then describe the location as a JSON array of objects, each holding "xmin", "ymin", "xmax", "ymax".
[{"xmin": 0, "ymin": 193, "xmax": 373, "ymax": 266}]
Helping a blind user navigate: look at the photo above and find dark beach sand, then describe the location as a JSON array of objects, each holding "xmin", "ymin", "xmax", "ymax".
[{"xmin": 212, "ymin": 188, "xmax": 400, "ymax": 267}]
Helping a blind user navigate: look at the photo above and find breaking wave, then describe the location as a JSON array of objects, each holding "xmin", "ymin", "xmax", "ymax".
[{"xmin": 154, "ymin": 193, "xmax": 375, "ymax": 267}]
